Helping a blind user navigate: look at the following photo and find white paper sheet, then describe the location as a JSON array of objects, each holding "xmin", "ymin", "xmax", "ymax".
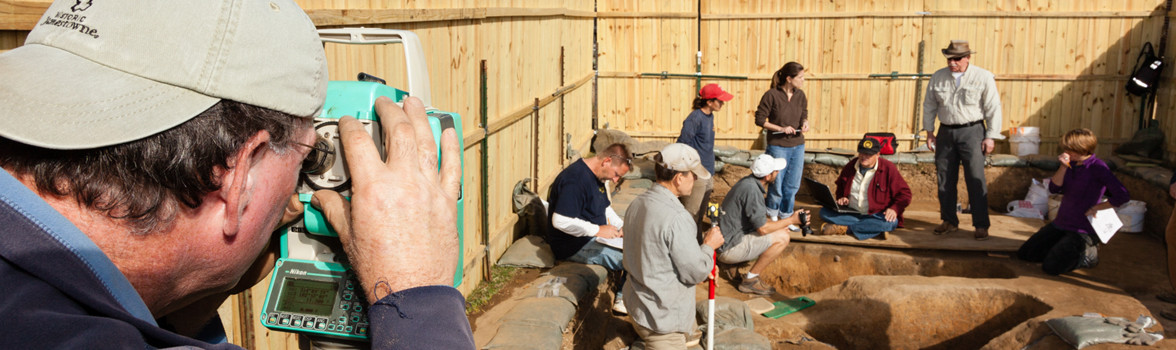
[
  {"xmin": 596, "ymin": 236, "xmax": 623, "ymax": 250},
  {"xmin": 1087, "ymin": 207, "xmax": 1123, "ymax": 243}
]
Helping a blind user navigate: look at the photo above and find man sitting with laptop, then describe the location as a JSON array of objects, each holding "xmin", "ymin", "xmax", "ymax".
[
  {"xmin": 816, "ymin": 135, "xmax": 913, "ymax": 240},
  {"xmin": 717, "ymin": 154, "xmax": 808, "ymax": 295}
]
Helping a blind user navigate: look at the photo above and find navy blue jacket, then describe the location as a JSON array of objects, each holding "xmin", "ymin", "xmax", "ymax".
[
  {"xmin": 0, "ymin": 170, "xmax": 473, "ymax": 349},
  {"xmin": 677, "ymin": 109, "xmax": 716, "ymax": 175}
]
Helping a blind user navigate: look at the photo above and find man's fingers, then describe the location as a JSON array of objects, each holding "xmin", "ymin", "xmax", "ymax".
[
  {"xmin": 311, "ymin": 190, "xmax": 353, "ymax": 240},
  {"xmin": 338, "ymin": 116, "xmax": 382, "ymax": 184},
  {"xmin": 373, "ymin": 96, "xmax": 423, "ymax": 172},
  {"xmin": 276, "ymin": 194, "xmax": 304, "ymax": 228},
  {"xmin": 403, "ymin": 97, "xmax": 440, "ymax": 177},
  {"xmin": 439, "ymin": 127, "xmax": 462, "ymax": 200}
]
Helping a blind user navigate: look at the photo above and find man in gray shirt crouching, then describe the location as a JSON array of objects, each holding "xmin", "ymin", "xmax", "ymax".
[
  {"xmin": 623, "ymin": 143, "xmax": 724, "ymax": 348},
  {"xmin": 718, "ymin": 154, "xmax": 808, "ymax": 295}
]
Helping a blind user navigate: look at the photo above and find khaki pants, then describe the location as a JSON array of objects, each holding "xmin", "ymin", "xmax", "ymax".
[
  {"xmin": 679, "ymin": 176, "xmax": 713, "ymax": 224},
  {"xmin": 632, "ymin": 322, "xmax": 687, "ymax": 350}
]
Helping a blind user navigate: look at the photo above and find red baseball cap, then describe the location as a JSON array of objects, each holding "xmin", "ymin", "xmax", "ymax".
[{"xmin": 699, "ymin": 83, "xmax": 734, "ymax": 102}]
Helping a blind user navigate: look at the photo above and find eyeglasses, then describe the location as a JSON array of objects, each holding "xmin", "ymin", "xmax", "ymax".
[
  {"xmin": 948, "ymin": 56, "xmax": 967, "ymax": 62},
  {"xmin": 294, "ymin": 141, "xmax": 334, "ymax": 174}
]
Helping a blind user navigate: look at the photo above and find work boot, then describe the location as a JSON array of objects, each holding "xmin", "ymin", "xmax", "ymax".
[
  {"xmin": 933, "ymin": 222, "xmax": 958, "ymax": 235},
  {"xmin": 974, "ymin": 227, "xmax": 989, "ymax": 241},
  {"xmin": 820, "ymin": 223, "xmax": 848, "ymax": 236},
  {"xmin": 737, "ymin": 276, "xmax": 776, "ymax": 295}
]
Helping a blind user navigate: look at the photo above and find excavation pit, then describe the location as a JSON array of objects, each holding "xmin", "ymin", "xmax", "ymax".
[
  {"xmin": 751, "ymin": 244, "xmax": 1051, "ymax": 349},
  {"xmin": 761, "ymin": 244, "xmax": 1018, "ymax": 296}
]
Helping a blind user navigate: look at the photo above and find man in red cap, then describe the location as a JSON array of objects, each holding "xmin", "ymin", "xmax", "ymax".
[{"xmin": 677, "ymin": 83, "xmax": 734, "ymax": 223}]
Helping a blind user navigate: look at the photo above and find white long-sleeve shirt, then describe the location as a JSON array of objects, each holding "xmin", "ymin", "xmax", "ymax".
[{"xmin": 552, "ymin": 207, "xmax": 623, "ymax": 237}]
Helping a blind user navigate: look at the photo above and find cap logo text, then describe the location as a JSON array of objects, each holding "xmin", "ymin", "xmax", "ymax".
[
  {"xmin": 41, "ymin": 9, "xmax": 99, "ymax": 39},
  {"xmin": 71, "ymin": 0, "xmax": 93, "ymax": 12}
]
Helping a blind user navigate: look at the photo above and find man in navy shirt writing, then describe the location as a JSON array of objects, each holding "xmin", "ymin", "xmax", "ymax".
[{"xmin": 546, "ymin": 143, "xmax": 632, "ymax": 314}]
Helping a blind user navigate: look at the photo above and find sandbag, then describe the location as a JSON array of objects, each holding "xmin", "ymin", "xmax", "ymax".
[
  {"xmin": 988, "ymin": 154, "xmax": 1025, "ymax": 167},
  {"xmin": 497, "ymin": 235, "xmax": 555, "ymax": 268},
  {"xmin": 1114, "ymin": 125, "xmax": 1165, "ymax": 160},
  {"xmin": 512, "ymin": 179, "xmax": 549, "ymax": 237},
  {"xmin": 499, "ymin": 297, "xmax": 577, "ymax": 332},
  {"xmin": 484, "ymin": 322, "xmax": 564, "ymax": 350},
  {"xmin": 1023, "ymin": 154, "xmax": 1061, "ymax": 170},
  {"xmin": 915, "ymin": 152, "xmax": 936, "ymax": 164},
  {"xmin": 714, "ymin": 145, "xmax": 744, "ymax": 158},
  {"xmin": 720, "ymin": 156, "xmax": 754, "ymax": 169},
  {"xmin": 881, "ymin": 153, "xmax": 917, "ymax": 165},
  {"xmin": 624, "ymin": 157, "xmax": 656, "ymax": 180},
  {"xmin": 1132, "ymin": 166, "xmax": 1173, "ymax": 188},
  {"xmin": 521, "ymin": 262, "xmax": 609, "ymax": 306},
  {"xmin": 813, "ymin": 153, "xmax": 850, "ymax": 167},
  {"xmin": 593, "ymin": 129, "xmax": 636, "ymax": 154},
  {"xmin": 628, "ymin": 178, "xmax": 654, "ymax": 189},
  {"xmin": 694, "ymin": 296, "xmax": 770, "ymax": 350},
  {"xmin": 712, "ymin": 328, "xmax": 772, "ymax": 350},
  {"xmin": 1046, "ymin": 315, "xmax": 1163, "ymax": 349}
]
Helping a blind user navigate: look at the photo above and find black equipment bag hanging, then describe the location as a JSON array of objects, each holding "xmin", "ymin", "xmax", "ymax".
[{"xmin": 1127, "ymin": 42, "xmax": 1164, "ymax": 96}]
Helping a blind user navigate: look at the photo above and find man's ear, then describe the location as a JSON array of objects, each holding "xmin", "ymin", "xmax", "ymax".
[
  {"xmin": 673, "ymin": 172, "xmax": 688, "ymax": 188},
  {"xmin": 217, "ymin": 131, "xmax": 273, "ymax": 237}
]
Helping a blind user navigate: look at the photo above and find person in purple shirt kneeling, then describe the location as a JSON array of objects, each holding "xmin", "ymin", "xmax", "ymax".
[{"xmin": 1017, "ymin": 128, "xmax": 1129, "ymax": 275}]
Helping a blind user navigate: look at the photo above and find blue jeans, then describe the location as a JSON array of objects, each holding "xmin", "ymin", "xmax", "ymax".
[
  {"xmin": 766, "ymin": 144, "xmax": 805, "ymax": 217},
  {"xmin": 567, "ymin": 240, "xmax": 624, "ymax": 297},
  {"xmin": 819, "ymin": 208, "xmax": 898, "ymax": 240}
]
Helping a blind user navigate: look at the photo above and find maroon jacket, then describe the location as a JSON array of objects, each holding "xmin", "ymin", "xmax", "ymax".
[{"xmin": 833, "ymin": 157, "xmax": 913, "ymax": 227}]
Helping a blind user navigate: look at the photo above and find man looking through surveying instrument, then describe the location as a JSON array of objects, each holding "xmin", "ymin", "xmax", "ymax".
[
  {"xmin": 622, "ymin": 143, "xmax": 723, "ymax": 348},
  {"xmin": 0, "ymin": 0, "xmax": 473, "ymax": 348}
]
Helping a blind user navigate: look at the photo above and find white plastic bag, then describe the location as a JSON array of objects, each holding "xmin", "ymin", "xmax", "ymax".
[
  {"xmin": 1007, "ymin": 200, "xmax": 1045, "ymax": 219},
  {"xmin": 1025, "ymin": 178, "xmax": 1051, "ymax": 217}
]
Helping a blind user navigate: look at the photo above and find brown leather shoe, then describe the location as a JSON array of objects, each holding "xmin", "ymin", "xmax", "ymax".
[
  {"xmin": 820, "ymin": 223, "xmax": 848, "ymax": 236},
  {"xmin": 933, "ymin": 222, "xmax": 958, "ymax": 235},
  {"xmin": 974, "ymin": 228, "xmax": 990, "ymax": 241}
]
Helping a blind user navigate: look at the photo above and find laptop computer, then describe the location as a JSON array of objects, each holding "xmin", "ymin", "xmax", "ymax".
[{"xmin": 803, "ymin": 177, "xmax": 859, "ymax": 214}]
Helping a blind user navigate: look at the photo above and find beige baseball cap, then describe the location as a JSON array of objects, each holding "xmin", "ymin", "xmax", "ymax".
[
  {"xmin": 0, "ymin": 0, "xmax": 328, "ymax": 150},
  {"xmin": 659, "ymin": 143, "xmax": 711, "ymax": 180}
]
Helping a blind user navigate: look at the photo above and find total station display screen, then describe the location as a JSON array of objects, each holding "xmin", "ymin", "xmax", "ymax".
[{"xmin": 277, "ymin": 278, "xmax": 338, "ymax": 316}]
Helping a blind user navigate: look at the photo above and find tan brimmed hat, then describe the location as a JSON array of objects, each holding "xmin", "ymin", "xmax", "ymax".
[
  {"xmin": 941, "ymin": 40, "xmax": 975, "ymax": 59},
  {"xmin": 0, "ymin": 0, "xmax": 328, "ymax": 150}
]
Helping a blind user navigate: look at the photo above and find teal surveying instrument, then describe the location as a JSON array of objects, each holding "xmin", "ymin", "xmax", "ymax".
[{"xmin": 261, "ymin": 28, "xmax": 464, "ymax": 342}]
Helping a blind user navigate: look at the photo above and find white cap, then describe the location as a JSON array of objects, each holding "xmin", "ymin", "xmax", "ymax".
[
  {"xmin": 659, "ymin": 143, "xmax": 711, "ymax": 180},
  {"xmin": 751, "ymin": 154, "xmax": 787, "ymax": 178},
  {"xmin": 0, "ymin": 0, "xmax": 328, "ymax": 149}
]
